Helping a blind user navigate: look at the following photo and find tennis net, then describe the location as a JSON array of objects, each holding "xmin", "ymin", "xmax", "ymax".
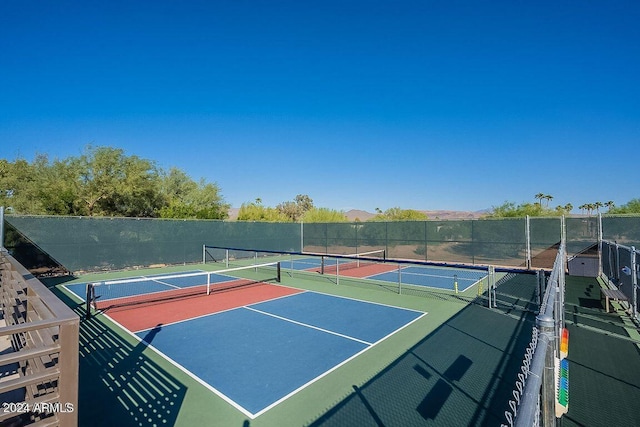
[
  {"xmin": 319, "ymin": 249, "xmax": 386, "ymax": 275},
  {"xmin": 203, "ymin": 246, "xmax": 282, "ymax": 268},
  {"xmin": 86, "ymin": 262, "xmax": 280, "ymax": 315}
]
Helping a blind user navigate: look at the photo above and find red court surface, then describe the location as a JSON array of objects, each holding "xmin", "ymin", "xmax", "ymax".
[
  {"xmin": 108, "ymin": 283, "xmax": 304, "ymax": 332},
  {"xmin": 330, "ymin": 263, "xmax": 398, "ymax": 278}
]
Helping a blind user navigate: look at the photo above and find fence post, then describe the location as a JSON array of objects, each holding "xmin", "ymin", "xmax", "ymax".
[
  {"xmin": 537, "ymin": 269, "xmax": 545, "ymax": 307},
  {"xmin": 537, "ymin": 313, "xmax": 557, "ymax": 427},
  {"xmin": 632, "ymin": 246, "xmax": 638, "ymax": 319},
  {"xmin": 0, "ymin": 206, "xmax": 4, "ymax": 249},
  {"xmin": 598, "ymin": 214, "xmax": 603, "ymax": 277},
  {"xmin": 526, "ymin": 215, "xmax": 531, "ymax": 269}
]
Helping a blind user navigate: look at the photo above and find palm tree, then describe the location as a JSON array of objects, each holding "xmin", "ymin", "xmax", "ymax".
[
  {"xmin": 544, "ymin": 194, "xmax": 554, "ymax": 207},
  {"xmin": 564, "ymin": 203, "xmax": 573, "ymax": 213},
  {"xmin": 605, "ymin": 201, "xmax": 615, "ymax": 212},
  {"xmin": 535, "ymin": 193, "xmax": 545, "ymax": 207},
  {"xmin": 579, "ymin": 204, "xmax": 587, "ymax": 215},
  {"xmin": 594, "ymin": 201, "xmax": 603, "ymax": 214}
]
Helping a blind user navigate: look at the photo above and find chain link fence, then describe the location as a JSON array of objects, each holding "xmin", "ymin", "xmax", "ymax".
[{"xmin": 2, "ymin": 212, "xmax": 639, "ymax": 275}]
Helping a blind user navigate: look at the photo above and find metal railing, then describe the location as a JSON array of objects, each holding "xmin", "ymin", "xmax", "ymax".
[
  {"xmin": 600, "ymin": 240, "xmax": 639, "ymax": 321},
  {"xmin": 0, "ymin": 248, "xmax": 79, "ymax": 426},
  {"xmin": 502, "ymin": 243, "xmax": 566, "ymax": 427}
]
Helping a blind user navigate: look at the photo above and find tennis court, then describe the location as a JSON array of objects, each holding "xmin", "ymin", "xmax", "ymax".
[
  {"xmin": 134, "ymin": 291, "xmax": 425, "ymax": 418},
  {"xmin": 63, "ymin": 265, "xmax": 426, "ymax": 419},
  {"xmin": 274, "ymin": 254, "xmax": 489, "ymax": 293},
  {"xmin": 366, "ymin": 265, "xmax": 488, "ymax": 292},
  {"xmin": 64, "ymin": 262, "xmax": 281, "ymax": 310}
]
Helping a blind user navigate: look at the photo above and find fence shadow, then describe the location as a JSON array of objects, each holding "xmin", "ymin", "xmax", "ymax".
[
  {"xmin": 308, "ymin": 274, "xmax": 538, "ymax": 427},
  {"xmin": 45, "ymin": 282, "xmax": 188, "ymax": 427}
]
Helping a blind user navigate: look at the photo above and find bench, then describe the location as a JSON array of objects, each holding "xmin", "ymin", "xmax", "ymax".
[{"xmin": 601, "ymin": 288, "xmax": 629, "ymax": 313}]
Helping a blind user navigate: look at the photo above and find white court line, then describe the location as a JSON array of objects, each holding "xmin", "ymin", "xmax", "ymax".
[
  {"xmin": 134, "ymin": 289, "xmax": 308, "ymax": 334},
  {"xmin": 101, "ymin": 288, "xmax": 429, "ymax": 419},
  {"xmin": 150, "ymin": 279, "xmax": 182, "ymax": 289},
  {"xmin": 243, "ymin": 306, "xmax": 373, "ymax": 346},
  {"xmin": 107, "ymin": 315, "xmax": 256, "ymax": 419},
  {"xmin": 251, "ymin": 310, "xmax": 428, "ymax": 418}
]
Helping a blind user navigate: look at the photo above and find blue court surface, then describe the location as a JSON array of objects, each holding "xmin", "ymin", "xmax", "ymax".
[
  {"xmin": 63, "ymin": 270, "xmax": 252, "ymax": 302},
  {"xmin": 367, "ymin": 266, "xmax": 487, "ymax": 291},
  {"xmin": 279, "ymin": 257, "xmax": 355, "ymax": 271},
  {"xmin": 134, "ymin": 291, "xmax": 425, "ymax": 418}
]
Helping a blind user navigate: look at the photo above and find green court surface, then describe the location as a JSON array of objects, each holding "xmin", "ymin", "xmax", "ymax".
[
  {"xmin": 46, "ymin": 269, "xmax": 640, "ymax": 426},
  {"xmin": 560, "ymin": 276, "xmax": 640, "ymax": 427}
]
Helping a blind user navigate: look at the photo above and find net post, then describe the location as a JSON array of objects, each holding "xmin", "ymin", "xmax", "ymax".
[
  {"xmin": 202, "ymin": 245, "xmax": 206, "ymax": 264},
  {"xmin": 85, "ymin": 283, "xmax": 92, "ymax": 319},
  {"xmin": 226, "ymin": 249, "xmax": 229, "ymax": 268},
  {"xmin": 488, "ymin": 266, "xmax": 496, "ymax": 308},
  {"xmin": 207, "ymin": 272, "xmax": 211, "ymax": 295},
  {"xmin": 453, "ymin": 274, "xmax": 458, "ymax": 294},
  {"xmin": 491, "ymin": 266, "xmax": 497, "ymax": 307},
  {"xmin": 336, "ymin": 258, "xmax": 340, "ymax": 285},
  {"xmin": 277, "ymin": 262, "xmax": 281, "ymax": 283},
  {"xmin": 86, "ymin": 283, "xmax": 98, "ymax": 319}
]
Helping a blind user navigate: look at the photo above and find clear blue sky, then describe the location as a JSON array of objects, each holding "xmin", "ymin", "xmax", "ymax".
[{"xmin": 1, "ymin": 1, "xmax": 639, "ymax": 213}]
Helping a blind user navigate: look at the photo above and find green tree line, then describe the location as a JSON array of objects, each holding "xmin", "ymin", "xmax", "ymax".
[
  {"xmin": 2, "ymin": 148, "xmax": 639, "ymax": 220},
  {"xmin": 487, "ymin": 195, "xmax": 640, "ymax": 217},
  {"xmin": 0, "ymin": 146, "xmax": 229, "ymax": 219},
  {"xmin": 236, "ymin": 195, "xmax": 429, "ymax": 223}
]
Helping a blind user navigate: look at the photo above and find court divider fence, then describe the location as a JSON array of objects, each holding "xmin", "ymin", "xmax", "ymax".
[{"xmin": 502, "ymin": 242, "xmax": 567, "ymax": 427}]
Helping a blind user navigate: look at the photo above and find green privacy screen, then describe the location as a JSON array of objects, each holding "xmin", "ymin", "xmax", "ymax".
[
  {"xmin": 303, "ymin": 218, "xmax": 562, "ymax": 268},
  {"xmin": 6, "ymin": 214, "xmax": 637, "ymax": 273},
  {"xmin": 4, "ymin": 215, "xmax": 301, "ymax": 272}
]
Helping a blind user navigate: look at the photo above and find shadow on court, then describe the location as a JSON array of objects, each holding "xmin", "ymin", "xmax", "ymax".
[
  {"xmin": 46, "ymin": 283, "xmax": 187, "ymax": 427},
  {"xmin": 308, "ymin": 273, "xmax": 538, "ymax": 427}
]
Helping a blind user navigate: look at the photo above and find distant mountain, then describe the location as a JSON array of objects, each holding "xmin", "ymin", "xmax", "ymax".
[
  {"xmin": 227, "ymin": 207, "xmax": 240, "ymax": 220},
  {"xmin": 343, "ymin": 210, "xmax": 376, "ymax": 221}
]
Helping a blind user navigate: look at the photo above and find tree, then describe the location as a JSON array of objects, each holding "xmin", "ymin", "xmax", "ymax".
[
  {"xmin": 369, "ymin": 207, "xmax": 428, "ymax": 221},
  {"xmin": 302, "ymin": 208, "xmax": 348, "ymax": 222},
  {"xmin": 605, "ymin": 201, "xmax": 615, "ymax": 212},
  {"xmin": 488, "ymin": 202, "xmax": 545, "ymax": 218},
  {"xmin": 0, "ymin": 145, "xmax": 229, "ymax": 218},
  {"xmin": 535, "ymin": 193, "xmax": 545, "ymax": 207},
  {"xmin": 237, "ymin": 200, "xmax": 290, "ymax": 221},
  {"xmin": 276, "ymin": 194, "xmax": 314, "ymax": 221},
  {"xmin": 610, "ymin": 199, "xmax": 640, "ymax": 214},
  {"xmin": 0, "ymin": 158, "xmax": 37, "ymax": 213},
  {"xmin": 594, "ymin": 201, "xmax": 603, "ymax": 214},
  {"xmin": 73, "ymin": 146, "xmax": 163, "ymax": 217},
  {"xmin": 158, "ymin": 168, "xmax": 229, "ymax": 219}
]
